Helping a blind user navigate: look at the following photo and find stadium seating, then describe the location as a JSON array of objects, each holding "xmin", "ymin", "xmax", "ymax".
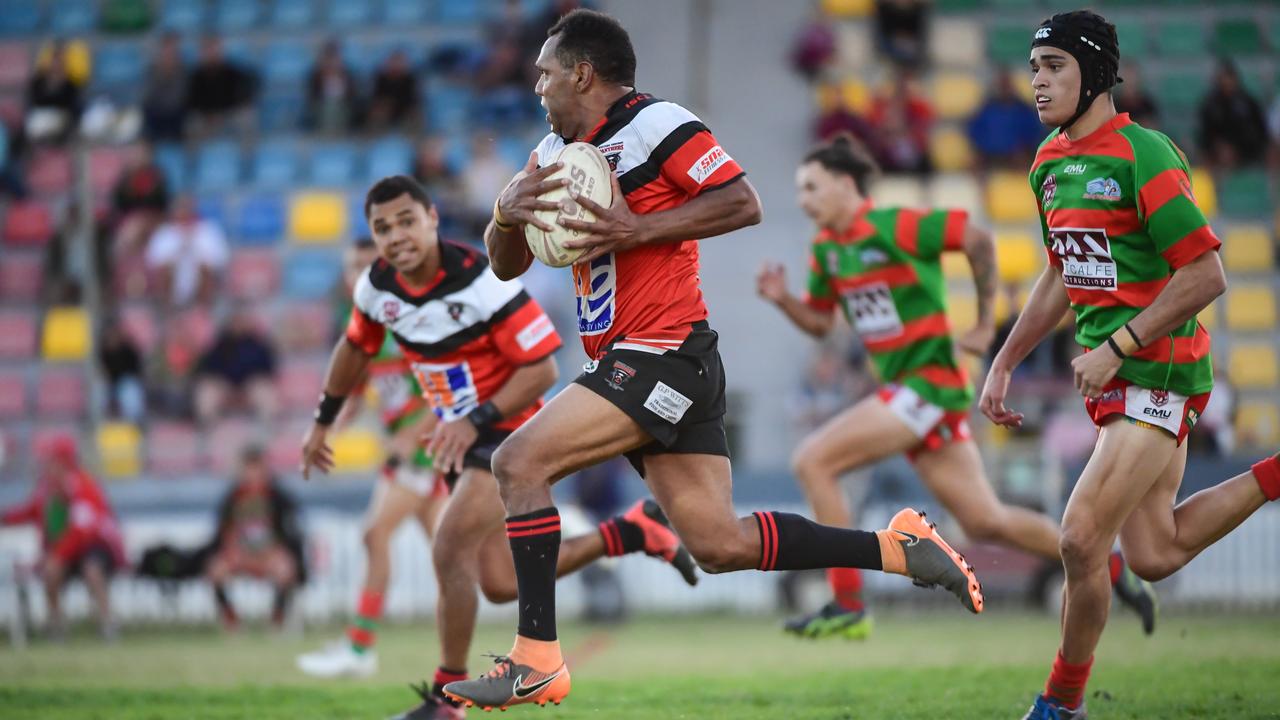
[
  {"xmin": 330, "ymin": 427, "xmax": 383, "ymax": 473},
  {"xmin": 985, "ymin": 171, "xmax": 1038, "ymax": 222},
  {"xmin": 101, "ymin": 0, "xmax": 152, "ymax": 33},
  {"xmin": 2, "ymin": 200, "xmax": 54, "ymax": 247},
  {"xmin": 929, "ymin": 18, "xmax": 984, "ymax": 68},
  {"xmin": 927, "ymin": 174, "xmax": 982, "ymax": 216},
  {"xmin": 987, "ymin": 24, "xmax": 1029, "ymax": 65},
  {"xmin": 206, "ymin": 418, "xmax": 257, "ymax": 474},
  {"xmin": 944, "ymin": 290, "xmax": 977, "ymax": 332},
  {"xmin": 327, "ymin": 0, "xmax": 373, "ymax": 27},
  {"xmin": 146, "ymin": 421, "xmax": 201, "ymax": 476},
  {"xmin": 995, "ymin": 231, "xmax": 1040, "ymax": 283},
  {"xmin": 871, "ymin": 175, "xmax": 925, "ymax": 208},
  {"xmin": 309, "ymin": 143, "xmax": 359, "ymax": 187},
  {"xmin": 1113, "ymin": 20, "xmax": 1148, "ymax": 55},
  {"xmin": 97, "ymin": 422, "xmax": 142, "ymax": 479},
  {"xmin": 1224, "ymin": 285, "xmax": 1277, "ymax": 331},
  {"xmin": 1214, "ymin": 18, "xmax": 1263, "ymax": 56},
  {"xmin": 385, "ymin": 0, "xmax": 430, "ymax": 24},
  {"xmin": 0, "ymin": 41, "xmax": 32, "ymax": 89},
  {"xmin": 93, "ymin": 42, "xmax": 146, "ymax": 93},
  {"xmin": 0, "ymin": 252, "xmax": 44, "ymax": 302},
  {"xmin": 0, "ymin": 370, "xmax": 27, "ymax": 419},
  {"xmin": 154, "ymin": 143, "xmax": 188, "ymax": 192},
  {"xmin": 236, "ymin": 195, "xmax": 287, "ymax": 245},
  {"xmin": 1222, "ymin": 225, "xmax": 1275, "ymax": 273},
  {"xmin": 0, "ymin": 310, "xmax": 38, "ymax": 360},
  {"xmin": 263, "ymin": 40, "xmax": 312, "ymax": 86},
  {"xmin": 35, "ymin": 367, "xmax": 86, "ymax": 418},
  {"xmin": 282, "ymin": 249, "xmax": 341, "ymax": 299},
  {"xmin": 1189, "ymin": 168, "xmax": 1217, "ymax": 218},
  {"xmin": 88, "ymin": 146, "xmax": 129, "ymax": 194},
  {"xmin": 932, "ymin": 72, "xmax": 983, "ymax": 121},
  {"xmin": 41, "ymin": 306, "xmax": 92, "ymax": 361},
  {"xmin": 928, "ymin": 127, "xmax": 974, "ymax": 173},
  {"xmin": 252, "ymin": 143, "xmax": 301, "ymax": 190},
  {"xmin": 942, "ymin": 252, "xmax": 968, "ymax": 280},
  {"xmin": 1229, "ymin": 343, "xmax": 1279, "ymax": 388},
  {"xmin": 1236, "ymin": 400, "xmax": 1280, "ymax": 447},
  {"xmin": 0, "ymin": 0, "xmax": 42, "ymax": 35},
  {"xmin": 214, "ymin": 0, "xmax": 260, "ymax": 32},
  {"xmin": 279, "ymin": 359, "xmax": 327, "ymax": 411},
  {"xmin": 119, "ymin": 304, "xmax": 157, "ymax": 353},
  {"xmin": 1218, "ymin": 170, "xmax": 1271, "ymax": 218},
  {"xmin": 277, "ymin": 302, "xmax": 335, "ymax": 352},
  {"xmin": 194, "ymin": 141, "xmax": 242, "ymax": 192},
  {"xmin": 366, "ymin": 137, "xmax": 414, "ymax": 184},
  {"xmin": 270, "ymin": 0, "xmax": 316, "ymax": 29},
  {"xmin": 835, "ymin": 24, "xmax": 874, "ymax": 72},
  {"xmin": 289, "ymin": 192, "xmax": 347, "ymax": 243},
  {"xmin": 227, "ymin": 249, "xmax": 282, "ymax": 300},
  {"xmin": 26, "ymin": 147, "xmax": 72, "ymax": 196},
  {"xmin": 1198, "ymin": 300, "xmax": 1217, "ymax": 330},
  {"xmin": 839, "ymin": 78, "xmax": 872, "ymax": 115},
  {"xmin": 1155, "ymin": 19, "xmax": 1204, "ymax": 56},
  {"xmin": 821, "ymin": 0, "xmax": 873, "ymax": 17}
]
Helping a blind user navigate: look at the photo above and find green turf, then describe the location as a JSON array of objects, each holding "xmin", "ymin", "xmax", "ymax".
[{"xmin": 2, "ymin": 611, "xmax": 1279, "ymax": 719}]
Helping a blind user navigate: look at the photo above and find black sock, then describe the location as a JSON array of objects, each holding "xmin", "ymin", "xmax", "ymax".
[
  {"xmin": 753, "ymin": 511, "xmax": 883, "ymax": 572},
  {"xmin": 213, "ymin": 584, "xmax": 236, "ymax": 621},
  {"xmin": 599, "ymin": 515, "xmax": 644, "ymax": 556},
  {"xmin": 506, "ymin": 507, "xmax": 561, "ymax": 641},
  {"xmin": 272, "ymin": 586, "xmax": 293, "ymax": 623}
]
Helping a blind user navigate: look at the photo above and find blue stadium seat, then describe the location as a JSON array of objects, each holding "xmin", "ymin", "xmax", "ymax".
[
  {"xmin": 271, "ymin": 0, "xmax": 315, "ymax": 28},
  {"xmin": 259, "ymin": 91, "xmax": 304, "ymax": 133},
  {"xmin": 437, "ymin": 0, "xmax": 491, "ymax": 23},
  {"xmin": 428, "ymin": 85, "xmax": 474, "ymax": 133},
  {"xmin": 327, "ymin": 0, "xmax": 373, "ymax": 27},
  {"xmin": 498, "ymin": 134, "xmax": 531, "ymax": 171},
  {"xmin": 252, "ymin": 143, "xmax": 301, "ymax": 189},
  {"xmin": 0, "ymin": 1, "xmax": 42, "ymax": 35},
  {"xmin": 348, "ymin": 193, "xmax": 369, "ymax": 235},
  {"xmin": 194, "ymin": 141, "xmax": 241, "ymax": 192},
  {"xmin": 159, "ymin": 0, "xmax": 205, "ymax": 31},
  {"xmin": 94, "ymin": 44, "xmax": 146, "ymax": 89},
  {"xmin": 196, "ymin": 195, "xmax": 228, "ymax": 229},
  {"xmin": 49, "ymin": 0, "xmax": 97, "ymax": 34},
  {"xmin": 366, "ymin": 137, "xmax": 414, "ymax": 183},
  {"xmin": 385, "ymin": 0, "xmax": 429, "ymax": 24},
  {"xmin": 263, "ymin": 40, "xmax": 313, "ymax": 86},
  {"xmin": 310, "ymin": 143, "xmax": 359, "ymax": 187},
  {"xmin": 214, "ymin": 0, "xmax": 260, "ymax": 32},
  {"xmin": 236, "ymin": 195, "xmax": 286, "ymax": 245},
  {"xmin": 282, "ymin": 249, "xmax": 341, "ymax": 299},
  {"xmin": 153, "ymin": 143, "xmax": 188, "ymax": 192}
]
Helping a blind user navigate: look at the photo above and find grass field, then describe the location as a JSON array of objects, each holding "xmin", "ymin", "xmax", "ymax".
[{"xmin": 2, "ymin": 610, "xmax": 1279, "ymax": 719}]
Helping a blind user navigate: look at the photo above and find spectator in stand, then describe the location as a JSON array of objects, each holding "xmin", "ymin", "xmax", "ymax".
[
  {"xmin": 193, "ymin": 308, "xmax": 278, "ymax": 426},
  {"xmin": 145, "ymin": 195, "xmax": 228, "ymax": 310},
  {"xmin": 873, "ymin": 0, "xmax": 927, "ymax": 69},
  {"xmin": 0, "ymin": 120, "xmax": 26, "ymax": 198},
  {"xmin": 204, "ymin": 445, "xmax": 305, "ymax": 631},
  {"xmin": 412, "ymin": 135, "xmax": 463, "ymax": 233},
  {"xmin": 99, "ymin": 319, "xmax": 146, "ymax": 423},
  {"xmin": 867, "ymin": 70, "xmax": 932, "ymax": 173},
  {"xmin": 791, "ymin": 5, "xmax": 837, "ymax": 82},
  {"xmin": 26, "ymin": 40, "xmax": 84, "ymax": 144},
  {"xmin": 185, "ymin": 35, "xmax": 258, "ymax": 138},
  {"xmin": 365, "ymin": 49, "xmax": 419, "ymax": 132},
  {"xmin": 789, "ymin": 342, "xmax": 871, "ymax": 434},
  {"xmin": 966, "ymin": 68, "xmax": 1043, "ymax": 169},
  {"xmin": 304, "ymin": 39, "xmax": 358, "ymax": 135},
  {"xmin": 1197, "ymin": 60, "xmax": 1269, "ymax": 169},
  {"xmin": 460, "ymin": 134, "xmax": 516, "ymax": 235},
  {"xmin": 1, "ymin": 436, "xmax": 126, "ymax": 641},
  {"xmin": 111, "ymin": 142, "xmax": 171, "ymax": 259},
  {"xmin": 142, "ymin": 32, "xmax": 187, "ymax": 141},
  {"xmin": 1113, "ymin": 64, "xmax": 1158, "ymax": 130}
]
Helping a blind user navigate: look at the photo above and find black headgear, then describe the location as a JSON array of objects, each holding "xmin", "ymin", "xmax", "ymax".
[{"xmin": 1031, "ymin": 11, "xmax": 1122, "ymax": 130}]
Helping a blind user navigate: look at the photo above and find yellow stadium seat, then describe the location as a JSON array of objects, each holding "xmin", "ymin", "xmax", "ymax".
[
  {"xmin": 1230, "ymin": 343, "xmax": 1278, "ymax": 388},
  {"xmin": 1223, "ymin": 225, "xmax": 1274, "ymax": 273},
  {"xmin": 822, "ymin": 0, "xmax": 873, "ymax": 17},
  {"xmin": 1189, "ymin": 167, "xmax": 1217, "ymax": 218},
  {"xmin": 872, "ymin": 175, "xmax": 926, "ymax": 208},
  {"xmin": 97, "ymin": 422, "xmax": 141, "ymax": 479},
  {"xmin": 815, "ymin": 83, "xmax": 840, "ymax": 113},
  {"xmin": 986, "ymin": 171, "xmax": 1038, "ymax": 222},
  {"xmin": 1224, "ymin": 285, "xmax": 1276, "ymax": 331},
  {"xmin": 840, "ymin": 78, "xmax": 872, "ymax": 115},
  {"xmin": 41, "ymin": 306, "xmax": 91, "ymax": 361},
  {"xmin": 928, "ymin": 173, "xmax": 982, "ymax": 215},
  {"xmin": 946, "ymin": 289, "xmax": 977, "ymax": 332},
  {"xmin": 331, "ymin": 427, "xmax": 382, "ymax": 473},
  {"xmin": 929, "ymin": 18, "xmax": 984, "ymax": 68},
  {"xmin": 289, "ymin": 192, "xmax": 346, "ymax": 243},
  {"xmin": 995, "ymin": 231, "xmax": 1040, "ymax": 283},
  {"xmin": 942, "ymin": 252, "xmax": 969, "ymax": 279},
  {"xmin": 932, "ymin": 72, "xmax": 984, "ymax": 120},
  {"xmin": 1197, "ymin": 301, "xmax": 1217, "ymax": 330},
  {"xmin": 929, "ymin": 127, "xmax": 974, "ymax": 173},
  {"xmin": 1236, "ymin": 400, "xmax": 1280, "ymax": 447}
]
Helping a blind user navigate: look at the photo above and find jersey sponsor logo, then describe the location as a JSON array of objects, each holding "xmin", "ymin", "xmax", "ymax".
[
  {"xmin": 411, "ymin": 361, "xmax": 479, "ymax": 421},
  {"xmin": 644, "ymin": 381, "xmax": 693, "ymax": 424},
  {"xmin": 606, "ymin": 360, "xmax": 636, "ymax": 390},
  {"xmin": 844, "ymin": 282, "xmax": 904, "ymax": 340},
  {"xmin": 825, "ymin": 249, "xmax": 841, "ymax": 275},
  {"xmin": 860, "ymin": 248, "xmax": 890, "ymax": 267},
  {"xmin": 382, "ymin": 300, "xmax": 402, "ymax": 323},
  {"xmin": 1083, "ymin": 177, "xmax": 1122, "ymax": 201},
  {"xmin": 1124, "ymin": 384, "xmax": 1187, "ymax": 435},
  {"xmin": 1063, "ymin": 163, "xmax": 1088, "ymax": 175},
  {"xmin": 1048, "ymin": 227, "xmax": 1117, "ymax": 291},
  {"xmin": 687, "ymin": 145, "xmax": 730, "ymax": 185},
  {"xmin": 1186, "ymin": 407, "xmax": 1200, "ymax": 429},
  {"xmin": 573, "ymin": 253, "xmax": 616, "ymax": 336},
  {"xmin": 583, "ymin": 359, "xmax": 599, "ymax": 374},
  {"xmin": 1040, "ymin": 173, "xmax": 1057, "ymax": 208},
  {"xmin": 515, "ymin": 314, "xmax": 555, "ymax": 352}
]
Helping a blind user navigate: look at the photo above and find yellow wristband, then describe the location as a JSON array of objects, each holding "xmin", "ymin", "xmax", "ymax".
[
  {"xmin": 1110, "ymin": 329, "xmax": 1139, "ymax": 356},
  {"xmin": 493, "ymin": 198, "xmax": 514, "ymax": 230}
]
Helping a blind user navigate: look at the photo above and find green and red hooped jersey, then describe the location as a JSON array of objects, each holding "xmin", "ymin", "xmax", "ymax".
[
  {"xmin": 804, "ymin": 200, "xmax": 973, "ymax": 412},
  {"xmin": 1029, "ymin": 113, "xmax": 1220, "ymax": 396}
]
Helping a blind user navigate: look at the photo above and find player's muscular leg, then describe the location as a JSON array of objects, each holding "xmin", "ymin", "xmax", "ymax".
[
  {"xmin": 1120, "ymin": 442, "xmax": 1267, "ymax": 581},
  {"xmin": 414, "ymin": 490, "xmax": 445, "ymax": 542},
  {"xmin": 362, "ymin": 481, "xmax": 422, "ymax": 593},
  {"xmin": 642, "ymin": 453, "xmax": 759, "ymax": 574},
  {"xmin": 1058, "ymin": 421, "xmax": 1174, "ymax": 662},
  {"xmin": 432, "ymin": 469, "xmax": 500, "ymax": 670},
  {"xmin": 913, "ymin": 440, "xmax": 1062, "ymax": 559},
  {"xmin": 791, "ymin": 396, "xmax": 920, "ymax": 528},
  {"xmin": 491, "ymin": 384, "xmax": 650, "ymax": 515}
]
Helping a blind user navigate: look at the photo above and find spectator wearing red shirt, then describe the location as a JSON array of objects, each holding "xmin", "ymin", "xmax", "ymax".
[{"xmin": 867, "ymin": 71, "xmax": 934, "ymax": 173}]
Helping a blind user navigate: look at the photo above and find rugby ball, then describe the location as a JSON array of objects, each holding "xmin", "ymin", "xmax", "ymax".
[{"xmin": 526, "ymin": 142, "xmax": 614, "ymax": 268}]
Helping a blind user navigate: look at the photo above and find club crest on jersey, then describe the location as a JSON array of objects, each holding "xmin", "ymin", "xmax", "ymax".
[
  {"xmin": 1150, "ymin": 389, "xmax": 1169, "ymax": 407},
  {"xmin": 599, "ymin": 141, "xmax": 624, "ymax": 171},
  {"xmin": 1040, "ymin": 173, "xmax": 1056, "ymax": 208},
  {"xmin": 860, "ymin": 248, "xmax": 889, "ymax": 267},
  {"xmin": 1048, "ymin": 227, "xmax": 1116, "ymax": 291},
  {"xmin": 382, "ymin": 300, "xmax": 402, "ymax": 323},
  {"xmin": 1083, "ymin": 177, "xmax": 1121, "ymax": 201},
  {"xmin": 606, "ymin": 360, "xmax": 636, "ymax": 391},
  {"xmin": 447, "ymin": 302, "xmax": 465, "ymax": 322},
  {"xmin": 574, "ymin": 254, "xmax": 616, "ymax": 336},
  {"xmin": 825, "ymin": 249, "xmax": 841, "ymax": 275},
  {"xmin": 1179, "ymin": 177, "xmax": 1197, "ymax": 203}
]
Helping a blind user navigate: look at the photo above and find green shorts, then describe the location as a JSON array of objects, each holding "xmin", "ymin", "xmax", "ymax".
[{"xmin": 386, "ymin": 407, "xmax": 434, "ymax": 470}]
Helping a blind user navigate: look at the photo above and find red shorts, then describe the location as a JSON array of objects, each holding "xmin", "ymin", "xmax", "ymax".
[
  {"xmin": 877, "ymin": 385, "xmax": 972, "ymax": 461},
  {"xmin": 1083, "ymin": 378, "xmax": 1211, "ymax": 445}
]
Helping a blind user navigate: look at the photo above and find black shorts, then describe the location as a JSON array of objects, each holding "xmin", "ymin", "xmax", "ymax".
[
  {"xmin": 67, "ymin": 543, "xmax": 118, "ymax": 579},
  {"xmin": 444, "ymin": 426, "xmax": 512, "ymax": 490},
  {"xmin": 574, "ymin": 321, "xmax": 729, "ymax": 476}
]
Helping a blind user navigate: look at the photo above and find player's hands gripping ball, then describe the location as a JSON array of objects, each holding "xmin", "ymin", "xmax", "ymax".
[{"xmin": 496, "ymin": 151, "xmax": 567, "ymax": 234}]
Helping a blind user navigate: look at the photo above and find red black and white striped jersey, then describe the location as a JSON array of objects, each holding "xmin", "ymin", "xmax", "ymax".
[
  {"xmin": 345, "ymin": 240, "xmax": 562, "ymax": 430},
  {"xmin": 535, "ymin": 90, "xmax": 746, "ymax": 360}
]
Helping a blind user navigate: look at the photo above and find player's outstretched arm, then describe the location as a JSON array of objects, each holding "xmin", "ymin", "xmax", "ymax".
[
  {"xmin": 300, "ymin": 339, "xmax": 374, "ymax": 479},
  {"xmin": 980, "ymin": 264, "xmax": 1070, "ymax": 427},
  {"xmin": 756, "ymin": 261, "xmax": 834, "ymax": 338},
  {"xmin": 486, "ymin": 151, "xmax": 566, "ymax": 280},
  {"xmin": 956, "ymin": 223, "xmax": 998, "ymax": 356}
]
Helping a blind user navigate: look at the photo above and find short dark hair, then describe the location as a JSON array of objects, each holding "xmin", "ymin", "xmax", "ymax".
[
  {"xmin": 352, "ymin": 236, "xmax": 375, "ymax": 251},
  {"xmin": 804, "ymin": 134, "xmax": 879, "ymax": 195},
  {"xmin": 364, "ymin": 175, "xmax": 433, "ymax": 218},
  {"xmin": 547, "ymin": 9, "xmax": 636, "ymax": 86}
]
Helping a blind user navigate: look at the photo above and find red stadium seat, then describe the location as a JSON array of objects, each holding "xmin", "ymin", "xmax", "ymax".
[
  {"xmin": 0, "ymin": 93, "xmax": 22, "ymax": 127},
  {"xmin": 206, "ymin": 419, "xmax": 257, "ymax": 474},
  {"xmin": 277, "ymin": 302, "xmax": 335, "ymax": 352},
  {"xmin": 0, "ymin": 42, "xmax": 31, "ymax": 89},
  {"xmin": 35, "ymin": 367, "xmax": 87, "ymax": 418},
  {"xmin": 118, "ymin": 304, "xmax": 157, "ymax": 354},
  {"xmin": 227, "ymin": 249, "xmax": 281, "ymax": 301},
  {"xmin": 88, "ymin": 146, "xmax": 129, "ymax": 194},
  {"xmin": 279, "ymin": 360, "xmax": 326, "ymax": 411},
  {"xmin": 26, "ymin": 148, "xmax": 73, "ymax": 196},
  {"xmin": 0, "ymin": 311, "xmax": 37, "ymax": 359},
  {"xmin": 0, "ymin": 252, "xmax": 44, "ymax": 302},
  {"xmin": 3, "ymin": 201, "xmax": 54, "ymax": 247},
  {"xmin": 267, "ymin": 418, "xmax": 310, "ymax": 473},
  {"xmin": 146, "ymin": 421, "xmax": 202, "ymax": 477},
  {"xmin": 0, "ymin": 370, "xmax": 28, "ymax": 419}
]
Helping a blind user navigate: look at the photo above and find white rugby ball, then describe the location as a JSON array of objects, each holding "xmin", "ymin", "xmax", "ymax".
[{"xmin": 526, "ymin": 142, "xmax": 614, "ymax": 268}]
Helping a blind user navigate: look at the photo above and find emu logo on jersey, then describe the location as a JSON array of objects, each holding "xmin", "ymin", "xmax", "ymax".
[
  {"xmin": 1063, "ymin": 163, "xmax": 1087, "ymax": 175},
  {"xmin": 1040, "ymin": 173, "xmax": 1056, "ymax": 208},
  {"xmin": 1048, "ymin": 227, "xmax": 1116, "ymax": 291},
  {"xmin": 1083, "ymin": 177, "xmax": 1121, "ymax": 201},
  {"xmin": 573, "ymin": 253, "xmax": 616, "ymax": 336}
]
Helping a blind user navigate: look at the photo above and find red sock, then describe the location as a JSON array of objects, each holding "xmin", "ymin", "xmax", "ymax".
[
  {"xmin": 1108, "ymin": 551, "xmax": 1124, "ymax": 586},
  {"xmin": 433, "ymin": 666, "xmax": 467, "ymax": 705},
  {"xmin": 347, "ymin": 589, "xmax": 384, "ymax": 653},
  {"xmin": 1252, "ymin": 455, "xmax": 1280, "ymax": 501},
  {"xmin": 827, "ymin": 567, "xmax": 864, "ymax": 612},
  {"xmin": 1044, "ymin": 650, "xmax": 1093, "ymax": 709}
]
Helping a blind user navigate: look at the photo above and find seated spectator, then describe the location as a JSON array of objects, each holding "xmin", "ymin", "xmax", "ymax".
[
  {"xmin": 142, "ymin": 32, "xmax": 187, "ymax": 142},
  {"xmin": 1113, "ymin": 64, "xmax": 1158, "ymax": 130},
  {"xmin": 868, "ymin": 71, "xmax": 932, "ymax": 173},
  {"xmin": 26, "ymin": 41, "xmax": 84, "ymax": 143},
  {"xmin": 874, "ymin": 0, "xmax": 927, "ymax": 69},
  {"xmin": 460, "ymin": 134, "xmax": 517, "ymax": 235},
  {"xmin": 790, "ymin": 6, "xmax": 837, "ymax": 82},
  {"xmin": 1, "ymin": 436, "xmax": 126, "ymax": 641},
  {"xmin": 99, "ymin": 319, "xmax": 146, "ymax": 423},
  {"xmin": 412, "ymin": 136, "xmax": 464, "ymax": 233},
  {"xmin": 204, "ymin": 446, "xmax": 304, "ymax": 631},
  {"xmin": 145, "ymin": 195, "xmax": 228, "ymax": 309},
  {"xmin": 1197, "ymin": 60, "xmax": 1268, "ymax": 169},
  {"xmin": 304, "ymin": 39, "xmax": 358, "ymax": 135},
  {"xmin": 111, "ymin": 142, "xmax": 171, "ymax": 258},
  {"xmin": 967, "ymin": 69, "xmax": 1043, "ymax": 169},
  {"xmin": 1189, "ymin": 364, "xmax": 1237, "ymax": 457},
  {"xmin": 193, "ymin": 309, "xmax": 278, "ymax": 426},
  {"xmin": 365, "ymin": 49, "xmax": 419, "ymax": 132},
  {"xmin": 185, "ymin": 35, "xmax": 258, "ymax": 138}
]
